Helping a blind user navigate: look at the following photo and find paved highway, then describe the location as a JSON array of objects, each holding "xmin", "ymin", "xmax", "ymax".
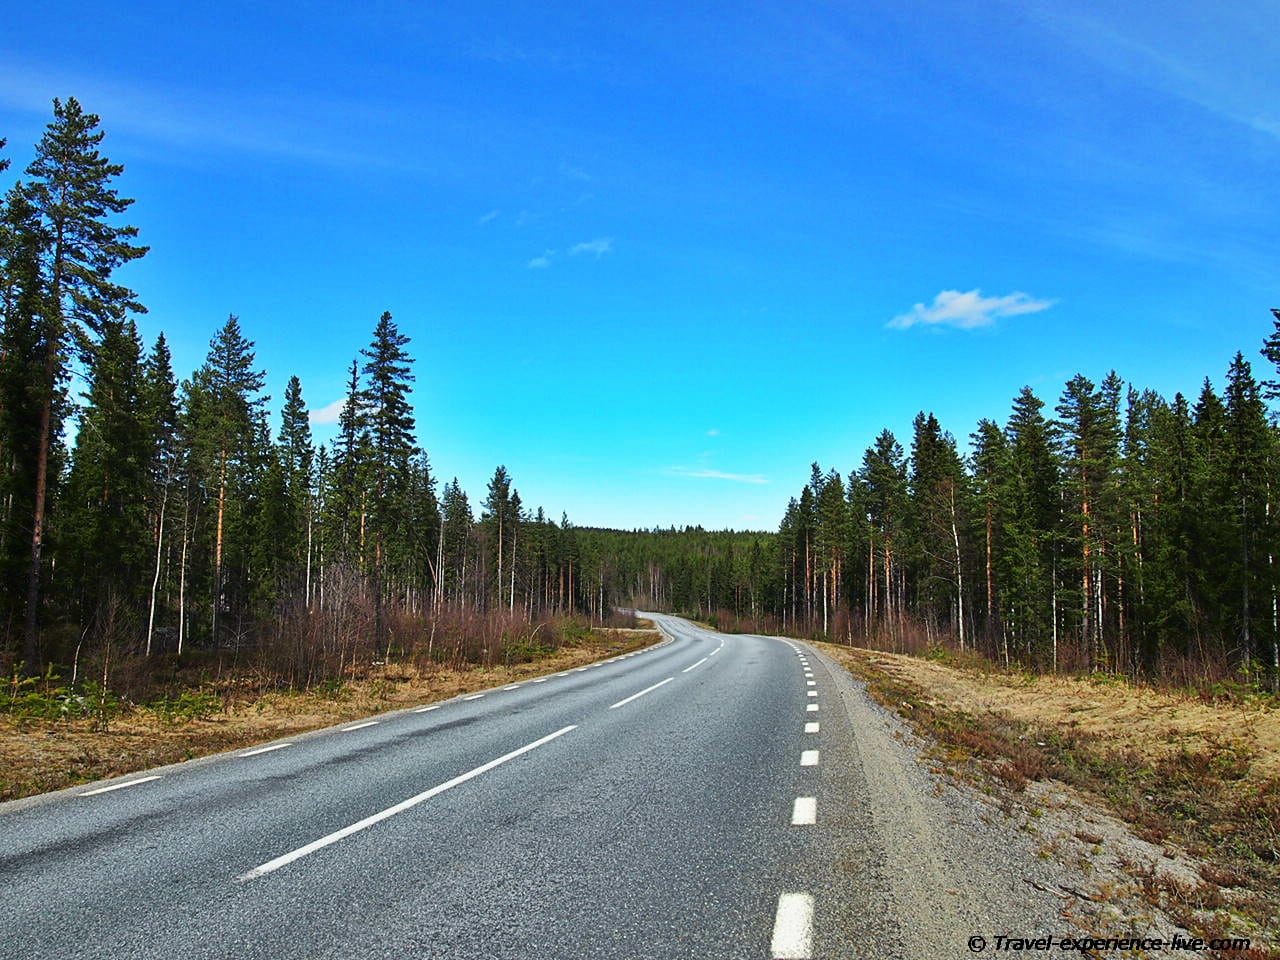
[{"xmin": 1, "ymin": 615, "xmax": 1075, "ymax": 959}]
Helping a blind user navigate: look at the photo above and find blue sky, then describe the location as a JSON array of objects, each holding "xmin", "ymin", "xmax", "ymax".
[{"xmin": 1, "ymin": 1, "xmax": 1277, "ymax": 530}]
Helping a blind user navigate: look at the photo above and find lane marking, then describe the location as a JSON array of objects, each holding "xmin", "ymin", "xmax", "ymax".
[
  {"xmin": 239, "ymin": 725, "xmax": 578, "ymax": 881},
  {"xmin": 555, "ymin": 672, "xmax": 570, "ymax": 677},
  {"xmin": 608, "ymin": 677, "xmax": 674, "ymax": 710},
  {"xmin": 791, "ymin": 797, "xmax": 817, "ymax": 825},
  {"xmin": 807, "ymin": 704, "xmax": 819, "ymax": 712},
  {"xmin": 502, "ymin": 684, "xmax": 522, "ymax": 691},
  {"xmin": 463, "ymin": 694, "xmax": 484, "ymax": 701},
  {"xmin": 681, "ymin": 657, "xmax": 708, "ymax": 673},
  {"xmin": 805, "ymin": 722, "xmax": 819, "ymax": 734},
  {"xmin": 800, "ymin": 750, "xmax": 820, "ymax": 766},
  {"xmin": 807, "ymin": 690, "xmax": 817, "ymax": 698},
  {"xmin": 771, "ymin": 892, "xmax": 814, "ymax": 959},
  {"xmin": 532, "ymin": 677, "xmax": 549, "ymax": 683},
  {"xmin": 343, "ymin": 721, "xmax": 379, "ymax": 732},
  {"xmin": 414, "ymin": 705, "xmax": 442, "ymax": 713},
  {"xmin": 80, "ymin": 775, "xmax": 161, "ymax": 797},
  {"xmin": 240, "ymin": 743, "xmax": 293, "ymax": 757},
  {"xmin": 806, "ymin": 680, "xmax": 816, "ymax": 686},
  {"xmin": 709, "ymin": 648, "xmax": 721, "ymax": 656}
]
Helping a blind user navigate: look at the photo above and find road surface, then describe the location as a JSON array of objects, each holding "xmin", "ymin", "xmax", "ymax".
[{"xmin": 1, "ymin": 614, "xmax": 1076, "ymax": 959}]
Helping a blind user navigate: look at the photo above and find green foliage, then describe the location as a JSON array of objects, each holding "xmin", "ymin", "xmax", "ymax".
[{"xmin": 150, "ymin": 689, "xmax": 221, "ymax": 724}]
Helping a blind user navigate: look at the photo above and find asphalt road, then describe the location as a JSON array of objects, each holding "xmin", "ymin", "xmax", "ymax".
[
  {"xmin": 0, "ymin": 614, "xmax": 1077, "ymax": 959},
  {"xmin": 2, "ymin": 619, "xmax": 860, "ymax": 957}
]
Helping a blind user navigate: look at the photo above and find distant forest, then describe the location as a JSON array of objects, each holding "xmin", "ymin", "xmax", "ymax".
[{"xmin": 2, "ymin": 99, "xmax": 1278, "ymax": 692}]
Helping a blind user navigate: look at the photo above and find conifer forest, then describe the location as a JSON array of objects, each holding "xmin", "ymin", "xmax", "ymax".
[{"xmin": 2, "ymin": 99, "xmax": 1279, "ymax": 695}]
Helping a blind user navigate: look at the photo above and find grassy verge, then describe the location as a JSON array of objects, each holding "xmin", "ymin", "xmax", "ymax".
[
  {"xmin": 817, "ymin": 642, "xmax": 1279, "ymax": 959},
  {"xmin": 0, "ymin": 625, "xmax": 659, "ymax": 803}
]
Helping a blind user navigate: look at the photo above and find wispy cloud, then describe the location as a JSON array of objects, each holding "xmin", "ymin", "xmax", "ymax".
[
  {"xmin": 527, "ymin": 249, "xmax": 555, "ymax": 269},
  {"xmin": 309, "ymin": 398, "xmax": 346, "ymax": 425},
  {"xmin": 569, "ymin": 237, "xmax": 613, "ymax": 258},
  {"xmin": 706, "ymin": 428, "xmax": 720, "ymax": 437},
  {"xmin": 888, "ymin": 289, "xmax": 1053, "ymax": 331},
  {"xmin": 666, "ymin": 466, "xmax": 768, "ymax": 485},
  {"xmin": 478, "ymin": 209, "xmax": 500, "ymax": 226}
]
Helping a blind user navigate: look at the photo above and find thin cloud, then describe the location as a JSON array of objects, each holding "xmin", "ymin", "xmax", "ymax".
[
  {"xmin": 888, "ymin": 289, "xmax": 1053, "ymax": 331},
  {"xmin": 309, "ymin": 398, "xmax": 346, "ymax": 426},
  {"xmin": 478, "ymin": 209, "xmax": 500, "ymax": 226},
  {"xmin": 569, "ymin": 237, "xmax": 613, "ymax": 258},
  {"xmin": 527, "ymin": 249, "xmax": 555, "ymax": 269},
  {"xmin": 706, "ymin": 428, "xmax": 720, "ymax": 437},
  {"xmin": 666, "ymin": 466, "xmax": 768, "ymax": 485}
]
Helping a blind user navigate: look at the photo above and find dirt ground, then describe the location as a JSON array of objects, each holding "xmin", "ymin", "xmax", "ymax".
[{"xmin": 0, "ymin": 627, "xmax": 660, "ymax": 803}]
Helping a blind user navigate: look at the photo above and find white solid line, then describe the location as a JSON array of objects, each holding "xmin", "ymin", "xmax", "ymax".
[
  {"xmin": 791, "ymin": 796, "xmax": 817, "ymax": 825},
  {"xmin": 463, "ymin": 694, "xmax": 484, "ymax": 701},
  {"xmin": 800, "ymin": 750, "xmax": 820, "ymax": 766},
  {"xmin": 342, "ymin": 721, "xmax": 378, "ymax": 732},
  {"xmin": 807, "ymin": 704, "xmax": 819, "ymax": 712},
  {"xmin": 771, "ymin": 892, "xmax": 814, "ymax": 959},
  {"xmin": 239, "ymin": 725, "xmax": 578, "ymax": 881},
  {"xmin": 807, "ymin": 690, "xmax": 817, "ymax": 698},
  {"xmin": 240, "ymin": 743, "xmax": 293, "ymax": 757},
  {"xmin": 502, "ymin": 684, "xmax": 522, "ymax": 691},
  {"xmin": 608, "ymin": 677, "xmax": 674, "ymax": 710},
  {"xmin": 709, "ymin": 648, "xmax": 720, "ymax": 656},
  {"xmin": 805, "ymin": 722, "xmax": 819, "ymax": 734},
  {"xmin": 681, "ymin": 657, "xmax": 708, "ymax": 673},
  {"xmin": 413, "ymin": 704, "xmax": 442, "ymax": 712},
  {"xmin": 80, "ymin": 775, "xmax": 161, "ymax": 797}
]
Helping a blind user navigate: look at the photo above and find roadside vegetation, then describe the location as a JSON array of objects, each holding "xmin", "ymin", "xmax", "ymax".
[
  {"xmin": 821, "ymin": 643, "xmax": 1278, "ymax": 958},
  {"xmin": 0, "ymin": 616, "xmax": 656, "ymax": 802}
]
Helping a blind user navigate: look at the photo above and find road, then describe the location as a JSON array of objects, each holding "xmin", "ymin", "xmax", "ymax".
[{"xmin": 1, "ymin": 615, "xmax": 1077, "ymax": 959}]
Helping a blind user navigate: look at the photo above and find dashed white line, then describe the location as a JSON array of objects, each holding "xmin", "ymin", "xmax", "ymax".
[
  {"xmin": 681, "ymin": 657, "xmax": 708, "ymax": 673},
  {"xmin": 413, "ymin": 704, "xmax": 442, "ymax": 713},
  {"xmin": 80, "ymin": 775, "xmax": 161, "ymax": 797},
  {"xmin": 800, "ymin": 750, "xmax": 820, "ymax": 766},
  {"xmin": 805, "ymin": 722, "xmax": 819, "ymax": 733},
  {"xmin": 240, "ymin": 743, "xmax": 294, "ymax": 757},
  {"xmin": 238, "ymin": 725, "xmax": 578, "ymax": 881},
  {"xmin": 608, "ymin": 677, "xmax": 674, "ymax": 710},
  {"xmin": 807, "ymin": 690, "xmax": 817, "ymax": 698},
  {"xmin": 502, "ymin": 684, "xmax": 522, "ymax": 691},
  {"xmin": 770, "ymin": 892, "xmax": 814, "ymax": 959},
  {"xmin": 463, "ymin": 694, "xmax": 485, "ymax": 701},
  {"xmin": 806, "ymin": 680, "xmax": 816, "ymax": 686},
  {"xmin": 343, "ymin": 721, "xmax": 379, "ymax": 732},
  {"xmin": 532, "ymin": 677, "xmax": 549, "ymax": 683},
  {"xmin": 791, "ymin": 797, "xmax": 817, "ymax": 825},
  {"xmin": 807, "ymin": 703, "xmax": 819, "ymax": 712}
]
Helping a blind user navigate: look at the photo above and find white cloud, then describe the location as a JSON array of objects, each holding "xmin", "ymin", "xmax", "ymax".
[
  {"xmin": 309, "ymin": 398, "xmax": 346, "ymax": 425},
  {"xmin": 706, "ymin": 428, "xmax": 720, "ymax": 437},
  {"xmin": 888, "ymin": 289, "xmax": 1053, "ymax": 330},
  {"xmin": 569, "ymin": 237, "xmax": 613, "ymax": 258},
  {"xmin": 666, "ymin": 466, "xmax": 768, "ymax": 485},
  {"xmin": 478, "ymin": 209, "xmax": 500, "ymax": 225},
  {"xmin": 527, "ymin": 249, "xmax": 555, "ymax": 269}
]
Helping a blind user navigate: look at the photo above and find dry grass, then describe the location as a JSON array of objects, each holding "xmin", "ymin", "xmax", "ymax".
[
  {"xmin": 0, "ymin": 626, "xmax": 659, "ymax": 803},
  {"xmin": 819, "ymin": 642, "xmax": 1280, "ymax": 958}
]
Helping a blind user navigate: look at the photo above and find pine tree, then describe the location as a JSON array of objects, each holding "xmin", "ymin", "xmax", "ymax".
[
  {"xmin": 142, "ymin": 334, "xmax": 179, "ymax": 654},
  {"xmin": 184, "ymin": 315, "xmax": 267, "ymax": 647},
  {"xmin": 20, "ymin": 97, "xmax": 147, "ymax": 668}
]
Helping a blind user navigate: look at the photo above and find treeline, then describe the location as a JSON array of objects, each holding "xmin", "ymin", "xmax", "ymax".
[
  {"xmin": 594, "ymin": 327, "xmax": 1280, "ymax": 688},
  {"xmin": 0, "ymin": 99, "xmax": 620, "ymax": 682}
]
